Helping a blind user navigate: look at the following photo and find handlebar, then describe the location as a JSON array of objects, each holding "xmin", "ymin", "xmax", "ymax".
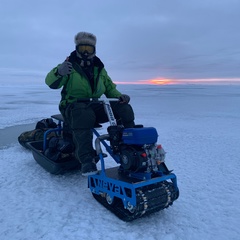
[{"xmin": 76, "ymin": 98, "xmax": 120, "ymax": 103}]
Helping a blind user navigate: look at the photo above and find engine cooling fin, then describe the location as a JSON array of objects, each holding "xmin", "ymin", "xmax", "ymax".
[{"xmin": 92, "ymin": 181, "xmax": 179, "ymax": 222}]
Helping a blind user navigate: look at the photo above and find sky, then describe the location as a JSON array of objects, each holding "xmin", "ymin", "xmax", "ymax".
[{"xmin": 1, "ymin": 0, "xmax": 240, "ymax": 84}]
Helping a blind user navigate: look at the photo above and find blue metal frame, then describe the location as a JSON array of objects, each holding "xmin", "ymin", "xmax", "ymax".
[
  {"xmin": 42, "ymin": 119, "xmax": 63, "ymax": 151},
  {"xmin": 88, "ymin": 152, "xmax": 178, "ymax": 208},
  {"xmin": 89, "ymin": 129, "xmax": 179, "ymax": 209}
]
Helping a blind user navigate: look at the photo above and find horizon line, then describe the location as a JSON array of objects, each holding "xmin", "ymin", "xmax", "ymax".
[{"xmin": 114, "ymin": 77, "xmax": 240, "ymax": 85}]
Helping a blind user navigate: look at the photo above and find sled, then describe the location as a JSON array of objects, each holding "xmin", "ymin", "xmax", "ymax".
[
  {"xmin": 27, "ymin": 140, "xmax": 81, "ymax": 174},
  {"xmin": 24, "ymin": 98, "xmax": 179, "ymax": 221}
]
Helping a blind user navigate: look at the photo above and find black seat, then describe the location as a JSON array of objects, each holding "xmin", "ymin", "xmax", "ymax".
[
  {"xmin": 51, "ymin": 114, "xmax": 102, "ymax": 128},
  {"xmin": 51, "ymin": 114, "xmax": 64, "ymax": 122}
]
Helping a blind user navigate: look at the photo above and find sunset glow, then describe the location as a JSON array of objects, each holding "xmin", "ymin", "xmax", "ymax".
[
  {"xmin": 114, "ymin": 77, "xmax": 240, "ymax": 85},
  {"xmin": 114, "ymin": 78, "xmax": 176, "ymax": 85},
  {"xmin": 149, "ymin": 78, "xmax": 173, "ymax": 85}
]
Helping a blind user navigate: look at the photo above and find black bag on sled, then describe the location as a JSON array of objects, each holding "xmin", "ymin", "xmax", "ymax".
[
  {"xmin": 18, "ymin": 118, "xmax": 57, "ymax": 149},
  {"xmin": 44, "ymin": 137, "xmax": 75, "ymax": 163}
]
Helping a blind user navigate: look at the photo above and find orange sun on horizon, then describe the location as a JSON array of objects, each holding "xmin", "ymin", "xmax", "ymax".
[{"xmin": 148, "ymin": 78, "xmax": 174, "ymax": 85}]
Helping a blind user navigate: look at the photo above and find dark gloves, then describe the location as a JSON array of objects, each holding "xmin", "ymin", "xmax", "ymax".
[
  {"xmin": 57, "ymin": 61, "xmax": 72, "ymax": 76},
  {"xmin": 119, "ymin": 94, "xmax": 130, "ymax": 103}
]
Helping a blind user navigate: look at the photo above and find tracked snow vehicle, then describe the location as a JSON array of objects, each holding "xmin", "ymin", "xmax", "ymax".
[
  {"xmin": 88, "ymin": 99, "xmax": 179, "ymax": 221},
  {"xmin": 24, "ymin": 98, "xmax": 179, "ymax": 221}
]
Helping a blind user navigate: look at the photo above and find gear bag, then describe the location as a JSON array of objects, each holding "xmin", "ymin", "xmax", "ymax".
[
  {"xmin": 18, "ymin": 118, "xmax": 58, "ymax": 149},
  {"xmin": 44, "ymin": 137, "xmax": 75, "ymax": 162}
]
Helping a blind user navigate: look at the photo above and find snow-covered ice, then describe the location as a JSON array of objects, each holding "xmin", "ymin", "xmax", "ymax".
[{"xmin": 0, "ymin": 79, "xmax": 240, "ymax": 240}]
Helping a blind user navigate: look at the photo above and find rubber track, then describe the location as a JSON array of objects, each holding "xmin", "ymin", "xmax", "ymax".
[{"xmin": 92, "ymin": 181, "xmax": 179, "ymax": 222}]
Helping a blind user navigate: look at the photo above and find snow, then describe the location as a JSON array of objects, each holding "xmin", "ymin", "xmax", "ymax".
[{"xmin": 0, "ymin": 81, "xmax": 240, "ymax": 240}]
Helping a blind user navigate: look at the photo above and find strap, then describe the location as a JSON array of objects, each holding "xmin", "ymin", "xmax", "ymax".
[{"xmin": 72, "ymin": 62, "xmax": 88, "ymax": 80}]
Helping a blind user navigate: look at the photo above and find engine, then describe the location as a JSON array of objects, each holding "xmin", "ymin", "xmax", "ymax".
[
  {"xmin": 119, "ymin": 144, "xmax": 166, "ymax": 172},
  {"xmin": 107, "ymin": 126, "xmax": 166, "ymax": 173},
  {"xmin": 119, "ymin": 145, "xmax": 147, "ymax": 171}
]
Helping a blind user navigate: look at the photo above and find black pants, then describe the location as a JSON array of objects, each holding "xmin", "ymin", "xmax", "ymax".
[{"xmin": 60, "ymin": 101, "xmax": 135, "ymax": 164}]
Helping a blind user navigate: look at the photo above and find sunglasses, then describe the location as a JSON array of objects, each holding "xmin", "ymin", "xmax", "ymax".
[{"xmin": 77, "ymin": 44, "xmax": 95, "ymax": 55}]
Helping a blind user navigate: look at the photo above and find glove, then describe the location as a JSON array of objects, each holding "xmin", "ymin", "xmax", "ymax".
[
  {"xmin": 57, "ymin": 61, "xmax": 72, "ymax": 76},
  {"xmin": 119, "ymin": 94, "xmax": 130, "ymax": 103}
]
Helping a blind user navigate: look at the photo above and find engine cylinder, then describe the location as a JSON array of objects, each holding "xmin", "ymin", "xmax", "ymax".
[{"xmin": 120, "ymin": 147, "xmax": 148, "ymax": 171}]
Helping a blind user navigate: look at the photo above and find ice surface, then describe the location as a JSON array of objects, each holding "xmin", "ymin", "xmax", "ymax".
[{"xmin": 0, "ymin": 81, "xmax": 240, "ymax": 240}]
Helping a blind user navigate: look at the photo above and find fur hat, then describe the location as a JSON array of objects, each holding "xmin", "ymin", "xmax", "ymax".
[{"xmin": 74, "ymin": 32, "xmax": 97, "ymax": 46}]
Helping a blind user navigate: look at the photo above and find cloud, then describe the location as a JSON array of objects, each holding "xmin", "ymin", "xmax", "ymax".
[{"xmin": 0, "ymin": 0, "xmax": 240, "ymax": 82}]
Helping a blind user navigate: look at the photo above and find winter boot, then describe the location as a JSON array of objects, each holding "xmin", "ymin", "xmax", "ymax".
[
  {"xmin": 81, "ymin": 152, "xmax": 98, "ymax": 176},
  {"xmin": 81, "ymin": 161, "xmax": 98, "ymax": 176}
]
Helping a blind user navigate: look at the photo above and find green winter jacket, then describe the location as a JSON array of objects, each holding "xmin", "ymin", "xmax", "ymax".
[{"xmin": 45, "ymin": 51, "xmax": 122, "ymax": 108}]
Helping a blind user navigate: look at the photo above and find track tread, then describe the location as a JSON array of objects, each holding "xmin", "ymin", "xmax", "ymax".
[{"xmin": 92, "ymin": 181, "xmax": 179, "ymax": 222}]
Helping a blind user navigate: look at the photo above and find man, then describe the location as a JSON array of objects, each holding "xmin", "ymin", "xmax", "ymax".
[{"xmin": 45, "ymin": 32, "xmax": 135, "ymax": 176}]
